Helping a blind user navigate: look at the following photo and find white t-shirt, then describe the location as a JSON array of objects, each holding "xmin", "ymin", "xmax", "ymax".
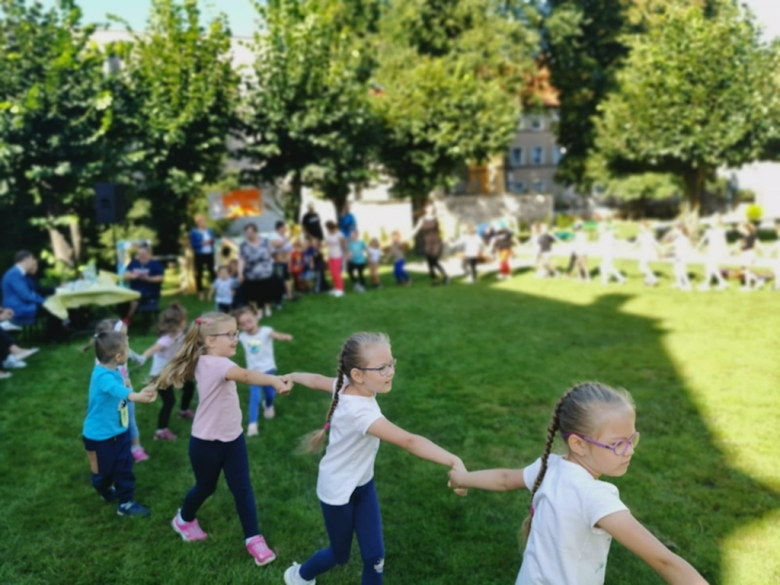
[
  {"xmin": 599, "ymin": 231, "xmax": 617, "ymax": 259},
  {"xmin": 573, "ymin": 231, "xmax": 589, "ymax": 256},
  {"xmin": 516, "ymin": 455, "xmax": 628, "ymax": 585},
  {"xmin": 213, "ymin": 278, "xmax": 234, "ymax": 305},
  {"xmin": 704, "ymin": 227, "xmax": 727, "ymax": 258},
  {"xmin": 636, "ymin": 230, "xmax": 657, "ymax": 259},
  {"xmin": 317, "ymin": 379, "xmax": 384, "ymax": 505},
  {"xmin": 368, "ymin": 247, "xmax": 382, "ymax": 264},
  {"xmin": 324, "ymin": 232, "xmax": 344, "ymax": 260},
  {"xmin": 463, "ymin": 234, "xmax": 483, "ymax": 258},
  {"xmin": 239, "ymin": 327, "xmax": 276, "ymax": 372},
  {"xmin": 150, "ymin": 333, "xmax": 184, "ymax": 377}
]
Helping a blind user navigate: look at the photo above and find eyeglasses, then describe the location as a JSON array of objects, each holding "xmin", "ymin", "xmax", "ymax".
[
  {"xmin": 561, "ymin": 431, "xmax": 640, "ymax": 456},
  {"xmin": 355, "ymin": 358, "xmax": 397, "ymax": 377},
  {"xmin": 211, "ymin": 331, "xmax": 240, "ymax": 341}
]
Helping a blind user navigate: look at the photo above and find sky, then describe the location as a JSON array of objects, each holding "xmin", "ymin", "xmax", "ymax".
[{"xmin": 46, "ymin": 0, "xmax": 780, "ymax": 41}]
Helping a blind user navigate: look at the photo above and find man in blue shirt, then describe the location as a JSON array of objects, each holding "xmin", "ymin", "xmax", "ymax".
[
  {"xmin": 122, "ymin": 244, "xmax": 164, "ymax": 320},
  {"xmin": 1, "ymin": 250, "xmax": 46, "ymax": 326}
]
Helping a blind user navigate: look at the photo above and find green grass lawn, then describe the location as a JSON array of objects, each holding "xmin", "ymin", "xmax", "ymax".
[{"xmin": 1, "ymin": 260, "xmax": 779, "ymax": 584}]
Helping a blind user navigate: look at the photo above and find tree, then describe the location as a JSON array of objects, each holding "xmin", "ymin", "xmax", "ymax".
[
  {"xmin": 374, "ymin": 0, "xmax": 536, "ymax": 215},
  {"xmin": 117, "ymin": 0, "xmax": 239, "ymax": 253},
  {"xmin": 594, "ymin": 2, "xmax": 777, "ymax": 211},
  {"xmin": 241, "ymin": 0, "xmax": 379, "ymax": 219},
  {"xmin": 0, "ymin": 0, "xmax": 121, "ymax": 266},
  {"xmin": 537, "ymin": 0, "xmax": 637, "ymax": 189}
]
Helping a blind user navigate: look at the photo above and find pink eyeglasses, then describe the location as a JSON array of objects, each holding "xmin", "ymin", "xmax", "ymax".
[{"xmin": 561, "ymin": 432, "xmax": 640, "ymax": 456}]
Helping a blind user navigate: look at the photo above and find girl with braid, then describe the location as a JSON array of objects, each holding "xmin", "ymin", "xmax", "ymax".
[
  {"xmin": 283, "ymin": 332, "xmax": 467, "ymax": 585},
  {"xmin": 448, "ymin": 382, "xmax": 707, "ymax": 585},
  {"xmin": 144, "ymin": 312, "xmax": 292, "ymax": 567}
]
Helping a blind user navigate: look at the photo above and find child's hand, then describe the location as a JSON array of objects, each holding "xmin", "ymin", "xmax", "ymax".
[
  {"xmin": 448, "ymin": 467, "xmax": 469, "ymax": 497},
  {"xmin": 275, "ymin": 376, "xmax": 293, "ymax": 395},
  {"xmin": 139, "ymin": 385, "xmax": 158, "ymax": 403},
  {"xmin": 133, "ymin": 354, "xmax": 147, "ymax": 367}
]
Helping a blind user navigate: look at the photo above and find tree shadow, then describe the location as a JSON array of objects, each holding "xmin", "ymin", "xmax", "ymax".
[{"xmin": 355, "ymin": 283, "xmax": 780, "ymax": 584}]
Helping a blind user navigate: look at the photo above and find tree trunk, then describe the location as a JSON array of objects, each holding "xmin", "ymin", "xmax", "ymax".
[
  {"xmin": 69, "ymin": 217, "xmax": 82, "ymax": 263},
  {"xmin": 682, "ymin": 165, "xmax": 706, "ymax": 218},
  {"xmin": 289, "ymin": 170, "xmax": 303, "ymax": 222}
]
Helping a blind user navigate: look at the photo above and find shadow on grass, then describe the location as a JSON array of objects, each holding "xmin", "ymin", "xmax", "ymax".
[{"xmin": 0, "ymin": 276, "xmax": 777, "ymax": 584}]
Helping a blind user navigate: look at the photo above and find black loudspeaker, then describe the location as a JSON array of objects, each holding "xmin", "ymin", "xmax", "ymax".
[{"xmin": 95, "ymin": 183, "xmax": 127, "ymax": 224}]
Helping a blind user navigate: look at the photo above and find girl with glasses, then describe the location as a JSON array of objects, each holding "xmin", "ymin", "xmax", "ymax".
[
  {"xmin": 448, "ymin": 382, "xmax": 707, "ymax": 585},
  {"xmin": 282, "ymin": 332, "xmax": 466, "ymax": 585},
  {"xmin": 146, "ymin": 312, "xmax": 292, "ymax": 568}
]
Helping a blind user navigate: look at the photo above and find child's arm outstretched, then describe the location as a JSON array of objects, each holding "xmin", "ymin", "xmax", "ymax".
[
  {"xmin": 226, "ymin": 366, "xmax": 293, "ymax": 395},
  {"xmin": 448, "ymin": 467, "xmax": 526, "ymax": 492},
  {"xmin": 270, "ymin": 331, "xmax": 293, "ymax": 342},
  {"xmin": 288, "ymin": 372, "xmax": 335, "ymax": 392},
  {"xmin": 598, "ymin": 512, "xmax": 708, "ymax": 584},
  {"xmin": 367, "ymin": 418, "xmax": 466, "ymax": 472}
]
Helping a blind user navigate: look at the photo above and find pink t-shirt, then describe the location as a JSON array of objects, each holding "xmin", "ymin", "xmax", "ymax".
[{"xmin": 192, "ymin": 355, "xmax": 242, "ymax": 442}]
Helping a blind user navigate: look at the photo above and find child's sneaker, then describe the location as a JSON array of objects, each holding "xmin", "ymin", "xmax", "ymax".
[
  {"xmin": 172, "ymin": 510, "xmax": 208, "ymax": 541},
  {"xmin": 117, "ymin": 501, "xmax": 150, "ymax": 517},
  {"xmin": 178, "ymin": 409, "xmax": 196, "ymax": 420},
  {"xmin": 263, "ymin": 406, "xmax": 275, "ymax": 420},
  {"xmin": 246, "ymin": 535, "xmax": 276, "ymax": 566},
  {"xmin": 247, "ymin": 422, "xmax": 259, "ymax": 437},
  {"xmin": 284, "ymin": 562, "xmax": 316, "ymax": 585},
  {"xmin": 131, "ymin": 446, "xmax": 149, "ymax": 462},
  {"xmin": 154, "ymin": 428, "xmax": 177, "ymax": 441}
]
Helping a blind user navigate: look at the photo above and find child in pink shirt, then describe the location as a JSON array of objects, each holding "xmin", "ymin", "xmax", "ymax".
[{"xmin": 146, "ymin": 311, "xmax": 292, "ymax": 567}]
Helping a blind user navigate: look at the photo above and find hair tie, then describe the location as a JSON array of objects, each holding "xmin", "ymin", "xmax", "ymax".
[
  {"xmin": 113, "ymin": 321, "xmax": 124, "ymax": 332},
  {"xmin": 530, "ymin": 504, "xmax": 535, "ymax": 516},
  {"xmin": 195, "ymin": 318, "xmax": 202, "ymax": 325},
  {"xmin": 323, "ymin": 422, "xmax": 330, "ymax": 431}
]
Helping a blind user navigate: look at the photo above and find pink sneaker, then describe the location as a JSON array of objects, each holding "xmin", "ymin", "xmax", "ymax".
[
  {"xmin": 171, "ymin": 510, "xmax": 208, "ymax": 541},
  {"xmin": 131, "ymin": 446, "xmax": 149, "ymax": 462},
  {"xmin": 246, "ymin": 535, "xmax": 276, "ymax": 566},
  {"xmin": 178, "ymin": 409, "xmax": 195, "ymax": 420},
  {"xmin": 154, "ymin": 428, "xmax": 177, "ymax": 441}
]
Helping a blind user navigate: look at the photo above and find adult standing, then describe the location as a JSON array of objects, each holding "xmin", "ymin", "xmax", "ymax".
[
  {"xmin": 238, "ymin": 223, "xmax": 283, "ymax": 316},
  {"xmin": 189, "ymin": 214, "xmax": 216, "ymax": 301},
  {"xmin": 338, "ymin": 203, "xmax": 357, "ymax": 240},
  {"xmin": 301, "ymin": 203, "xmax": 324, "ymax": 241},
  {"xmin": 411, "ymin": 201, "xmax": 450, "ymax": 285},
  {"xmin": 269, "ymin": 220, "xmax": 295, "ymax": 303},
  {"xmin": 122, "ymin": 243, "xmax": 165, "ymax": 320}
]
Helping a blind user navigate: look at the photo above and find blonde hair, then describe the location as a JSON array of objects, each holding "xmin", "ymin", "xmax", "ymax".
[
  {"xmin": 154, "ymin": 312, "xmax": 236, "ymax": 389},
  {"xmin": 298, "ymin": 332, "xmax": 390, "ymax": 453},
  {"xmin": 520, "ymin": 382, "xmax": 634, "ymax": 545}
]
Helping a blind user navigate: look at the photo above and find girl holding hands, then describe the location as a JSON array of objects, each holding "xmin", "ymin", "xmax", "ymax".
[
  {"xmin": 283, "ymin": 332, "xmax": 466, "ymax": 585},
  {"xmin": 448, "ymin": 382, "xmax": 707, "ymax": 585},
  {"xmin": 147, "ymin": 311, "xmax": 292, "ymax": 567}
]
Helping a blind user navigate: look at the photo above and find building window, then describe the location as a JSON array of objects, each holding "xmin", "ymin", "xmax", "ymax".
[
  {"xmin": 552, "ymin": 146, "xmax": 562, "ymax": 165},
  {"xmin": 532, "ymin": 180, "xmax": 545, "ymax": 193},
  {"xmin": 511, "ymin": 147, "xmax": 523, "ymax": 166},
  {"xmin": 530, "ymin": 115, "xmax": 543, "ymax": 131},
  {"xmin": 551, "ymin": 110, "xmax": 560, "ymax": 123},
  {"xmin": 532, "ymin": 147, "xmax": 544, "ymax": 165},
  {"xmin": 509, "ymin": 181, "xmax": 526, "ymax": 194}
]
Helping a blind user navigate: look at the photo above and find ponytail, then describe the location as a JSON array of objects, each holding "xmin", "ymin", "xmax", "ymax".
[{"xmin": 80, "ymin": 317, "xmax": 122, "ymax": 352}]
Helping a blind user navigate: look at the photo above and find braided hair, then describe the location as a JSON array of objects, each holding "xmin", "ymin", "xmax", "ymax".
[
  {"xmin": 298, "ymin": 332, "xmax": 390, "ymax": 453},
  {"xmin": 520, "ymin": 381, "xmax": 634, "ymax": 545}
]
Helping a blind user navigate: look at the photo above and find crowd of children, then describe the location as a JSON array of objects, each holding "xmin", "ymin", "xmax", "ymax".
[{"xmin": 81, "ymin": 307, "xmax": 709, "ymax": 584}]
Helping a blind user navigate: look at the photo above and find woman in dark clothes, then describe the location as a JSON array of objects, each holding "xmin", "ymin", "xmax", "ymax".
[{"xmin": 411, "ymin": 201, "xmax": 450, "ymax": 285}]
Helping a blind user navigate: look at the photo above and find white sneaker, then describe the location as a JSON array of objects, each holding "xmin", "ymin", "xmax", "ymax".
[
  {"xmin": 717, "ymin": 282, "xmax": 729, "ymax": 291},
  {"xmin": 0, "ymin": 371, "xmax": 11, "ymax": 380},
  {"xmin": 3, "ymin": 356, "xmax": 26, "ymax": 369},
  {"xmin": 284, "ymin": 563, "xmax": 315, "ymax": 585},
  {"xmin": 333, "ymin": 289, "xmax": 344, "ymax": 298},
  {"xmin": 12, "ymin": 348, "xmax": 39, "ymax": 361},
  {"xmin": 697, "ymin": 284, "xmax": 710, "ymax": 292},
  {"xmin": 0, "ymin": 321, "xmax": 21, "ymax": 331},
  {"xmin": 247, "ymin": 423, "xmax": 259, "ymax": 437}
]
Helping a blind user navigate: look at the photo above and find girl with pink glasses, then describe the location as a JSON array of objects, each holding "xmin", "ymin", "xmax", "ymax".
[{"xmin": 448, "ymin": 382, "xmax": 707, "ymax": 585}]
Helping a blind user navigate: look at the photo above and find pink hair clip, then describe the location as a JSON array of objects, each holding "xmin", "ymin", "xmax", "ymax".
[
  {"xmin": 323, "ymin": 422, "xmax": 330, "ymax": 431},
  {"xmin": 195, "ymin": 318, "xmax": 202, "ymax": 325}
]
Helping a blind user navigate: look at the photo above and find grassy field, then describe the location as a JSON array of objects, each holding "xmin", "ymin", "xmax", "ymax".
[{"xmin": 1, "ymin": 260, "xmax": 779, "ymax": 585}]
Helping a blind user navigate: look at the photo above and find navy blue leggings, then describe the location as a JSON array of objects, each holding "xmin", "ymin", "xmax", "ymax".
[
  {"xmin": 83, "ymin": 430, "xmax": 134, "ymax": 504},
  {"xmin": 180, "ymin": 434, "xmax": 259, "ymax": 539},
  {"xmin": 299, "ymin": 479, "xmax": 385, "ymax": 584}
]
